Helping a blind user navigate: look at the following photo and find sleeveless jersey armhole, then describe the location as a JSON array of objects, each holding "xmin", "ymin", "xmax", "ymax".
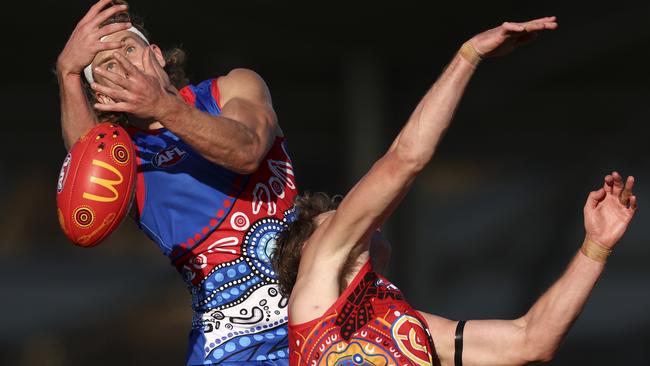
[
  {"xmin": 210, "ymin": 78, "xmax": 223, "ymax": 111},
  {"xmin": 289, "ymin": 260, "xmax": 373, "ymax": 330}
]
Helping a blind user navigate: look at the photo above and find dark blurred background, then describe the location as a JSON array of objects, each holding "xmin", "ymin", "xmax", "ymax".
[{"xmin": 1, "ymin": 0, "xmax": 648, "ymax": 365}]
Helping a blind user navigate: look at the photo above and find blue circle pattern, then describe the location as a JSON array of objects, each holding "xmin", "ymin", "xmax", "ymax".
[
  {"xmin": 192, "ymin": 217, "xmax": 290, "ymax": 312},
  {"xmin": 284, "ymin": 205, "xmax": 298, "ymax": 224},
  {"xmin": 244, "ymin": 218, "xmax": 286, "ymax": 282},
  {"xmin": 205, "ymin": 322, "xmax": 289, "ymax": 363},
  {"xmin": 193, "ymin": 260, "xmax": 264, "ymax": 311}
]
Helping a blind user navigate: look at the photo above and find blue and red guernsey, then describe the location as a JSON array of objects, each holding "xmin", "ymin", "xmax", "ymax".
[
  {"xmin": 128, "ymin": 78, "xmax": 298, "ymax": 365},
  {"xmin": 289, "ymin": 261, "xmax": 438, "ymax": 366}
]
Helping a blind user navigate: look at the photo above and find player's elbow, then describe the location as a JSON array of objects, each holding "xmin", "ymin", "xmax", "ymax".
[
  {"xmin": 393, "ymin": 148, "xmax": 429, "ymax": 174},
  {"xmin": 236, "ymin": 159, "xmax": 262, "ymax": 175},
  {"xmin": 227, "ymin": 151, "xmax": 262, "ymax": 174},
  {"xmin": 389, "ymin": 137, "xmax": 433, "ymax": 173},
  {"xmin": 520, "ymin": 329, "xmax": 560, "ymax": 362},
  {"xmin": 521, "ymin": 344, "xmax": 557, "ymax": 364},
  {"xmin": 511, "ymin": 317, "xmax": 559, "ymax": 364},
  {"xmin": 535, "ymin": 349, "xmax": 557, "ymax": 363},
  {"xmin": 221, "ymin": 132, "xmax": 269, "ymax": 174}
]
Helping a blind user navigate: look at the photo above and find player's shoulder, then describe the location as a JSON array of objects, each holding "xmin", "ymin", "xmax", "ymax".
[
  {"xmin": 217, "ymin": 68, "xmax": 272, "ymax": 105},
  {"xmin": 219, "ymin": 68, "xmax": 269, "ymax": 93},
  {"xmin": 222, "ymin": 68, "xmax": 265, "ymax": 83}
]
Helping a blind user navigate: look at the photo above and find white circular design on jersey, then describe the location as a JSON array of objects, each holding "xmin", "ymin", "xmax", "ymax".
[
  {"xmin": 231, "ymin": 212, "xmax": 250, "ymax": 231},
  {"xmin": 193, "ymin": 254, "xmax": 208, "ymax": 269}
]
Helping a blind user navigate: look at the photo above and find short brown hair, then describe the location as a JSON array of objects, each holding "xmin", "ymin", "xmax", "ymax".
[{"xmin": 272, "ymin": 192, "xmax": 341, "ymax": 297}]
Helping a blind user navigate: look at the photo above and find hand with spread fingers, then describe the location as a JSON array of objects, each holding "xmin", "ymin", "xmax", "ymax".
[
  {"xmin": 57, "ymin": 0, "xmax": 132, "ymax": 76},
  {"xmin": 584, "ymin": 171, "xmax": 638, "ymax": 250},
  {"xmin": 90, "ymin": 46, "xmax": 178, "ymax": 121},
  {"xmin": 469, "ymin": 16, "xmax": 558, "ymax": 58}
]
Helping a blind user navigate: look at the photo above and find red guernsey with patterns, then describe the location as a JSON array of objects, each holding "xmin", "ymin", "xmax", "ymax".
[
  {"xmin": 289, "ymin": 261, "xmax": 438, "ymax": 366},
  {"xmin": 56, "ymin": 123, "xmax": 136, "ymax": 247}
]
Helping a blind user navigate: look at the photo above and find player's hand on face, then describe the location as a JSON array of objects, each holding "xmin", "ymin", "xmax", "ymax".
[
  {"xmin": 583, "ymin": 172, "xmax": 638, "ymax": 249},
  {"xmin": 469, "ymin": 16, "xmax": 557, "ymax": 58},
  {"xmin": 57, "ymin": 0, "xmax": 132, "ymax": 76},
  {"xmin": 90, "ymin": 46, "xmax": 177, "ymax": 121}
]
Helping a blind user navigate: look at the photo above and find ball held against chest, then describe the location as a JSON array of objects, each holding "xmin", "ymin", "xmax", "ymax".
[{"xmin": 56, "ymin": 123, "xmax": 137, "ymax": 247}]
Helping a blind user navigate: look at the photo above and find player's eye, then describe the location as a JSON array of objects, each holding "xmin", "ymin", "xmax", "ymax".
[
  {"xmin": 126, "ymin": 46, "xmax": 135, "ymax": 54},
  {"xmin": 106, "ymin": 62, "xmax": 115, "ymax": 71}
]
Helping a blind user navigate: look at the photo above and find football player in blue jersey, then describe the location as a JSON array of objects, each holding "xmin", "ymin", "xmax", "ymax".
[{"xmin": 57, "ymin": 1, "xmax": 298, "ymax": 365}]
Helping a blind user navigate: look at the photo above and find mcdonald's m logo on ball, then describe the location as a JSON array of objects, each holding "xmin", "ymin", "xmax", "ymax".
[{"xmin": 82, "ymin": 159, "xmax": 123, "ymax": 203}]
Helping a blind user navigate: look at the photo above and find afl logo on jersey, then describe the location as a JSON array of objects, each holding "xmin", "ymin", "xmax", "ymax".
[{"xmin": 153, "ymin": 145, "xmax": 188, "ymax": 168}]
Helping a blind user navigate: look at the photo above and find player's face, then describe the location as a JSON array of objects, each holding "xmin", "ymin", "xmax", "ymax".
[{"xmin": 89, "ymin": 30, "xmax": 157, "ymax": 89}]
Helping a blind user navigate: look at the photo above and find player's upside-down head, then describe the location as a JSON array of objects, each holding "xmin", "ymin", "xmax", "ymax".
[{"xmin": 272, "ymin": 192, "xmax": 341, "ymax": 297}]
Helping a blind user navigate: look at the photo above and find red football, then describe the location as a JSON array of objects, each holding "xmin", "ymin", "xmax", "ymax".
[{"xmin": 56, "ymin": 122, "xmax": 136, "ymax": 247}]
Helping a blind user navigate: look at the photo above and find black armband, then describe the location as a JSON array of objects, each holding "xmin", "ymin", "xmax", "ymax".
[{"xmin": 454, "ymin": 320, "xmax": 466, "ymax": 366}]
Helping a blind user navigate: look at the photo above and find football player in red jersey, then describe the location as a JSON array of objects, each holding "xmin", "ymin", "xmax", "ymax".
[{"xmin": 274, "ymin": 17, "xmax": 638, "ymax": 366}]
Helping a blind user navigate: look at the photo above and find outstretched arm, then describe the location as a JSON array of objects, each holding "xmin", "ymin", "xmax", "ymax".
[
  {"xmin": 307, "ymin": 16, "xmax": 559, "ymax": 264},
  {"xmin": 422, "ymin": 172, "xmax": 638, "ymax": 366},
  {"xmin": 290, "ymin": 17, "xmax": 558, "ymax": 324}
]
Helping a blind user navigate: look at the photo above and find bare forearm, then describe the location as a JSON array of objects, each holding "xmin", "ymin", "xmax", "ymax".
[
  {"xmin": 320, "ymin": 50, "xmax": 478, "ymax": 249},
  {"xmin": 391, "ymin": 52, "xmax": 476, "ymax": 170},
  {"xmin": 522, "ymin": 247, "xmax": 605, "ymax": 361},
  {"xmin": 160, "ymin": 97, "xmax": 266, "ymax": 174},
  {"xmin": 426, "ymin": 249, "xmax": 606, "ymax": 366},
  {"xmin": 58, "ymin": 71, "xmax": 98, "ymax": 149}
]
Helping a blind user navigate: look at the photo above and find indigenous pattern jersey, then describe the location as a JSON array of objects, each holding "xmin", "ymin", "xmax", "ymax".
[
  {"xmin": 289, "ymin": 261, "xmax": 438, "ymax": 366},
  {"xmin": 128, "ymin": 78, "xmax": 298, "ymax": 365}
]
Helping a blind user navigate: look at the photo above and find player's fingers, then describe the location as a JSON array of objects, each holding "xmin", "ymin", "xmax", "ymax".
[
  {"xmin": 93, "ymin": 67, "xmax": 133, "ymax": 89},
  {"xmin": 586, "ymin": 188, "xmax": 606, "ymax": 209},
  {"xmin": 502, "ymin": 22, "xmax": 526, "ymax": 33},
  {"xmin": 525, "ymin": 16, "xmax": 557, "ymax": 24},
  {"xmin": 96, "ymin": 21, "xmax": 132, "ymax": 39},
  {"xmin": 620, "ymin": 176, "xmax": 635, "ymax": 206},
  {"xmin": 612, "ymin": 171, "xmax": 624, "ymax": 197},
  {"xmin": 113, "ymin": 52, "xmax": 141, "ymax": 79},
  {"xmin": 90, "ymin": 82, "xmax": 130, "ymax": 101},
  {"xmin": 94, "ymin": 40, "xmax": 124, "ymax": 52},
  {"xmin": 94, "ymin": 101, "xmax": 133, "ymax": 113},
  {"xmin": 629, "ymin": 195, "xmax": 638, "ymax": 211},
  {"xmin": 90, "ymin": 3, "xmax": 129, "ymax": 29},
  {"xmin": 149, "ymin": 48, "xmax": 165, "ymax": 72},
  {"xmin": 624, "ymin": 175, "xmax": 635, "ymax": 191},
  {"xmin": 603, "ymin": 174, "xmax": 614, "ymax": 194},
  {"xmin": 143, "ymin": 47, "xmax": 168, "ymax": 85},
  {"xmin": 543, "ymin": 21, "xmax": 559, "ymax": 30},
  {"xmin": 142, "ymin": 46, "xmax": 155, "ymax": 76},
  {"xmin": 79, "ymin": 0, "xmax": 113, "ymax": 25},
  {"xmin": 522, "ymin": 21, "xmax": 552, "ymax": 32},
  {"xmin": 148, "ymin": 48, "xmax": 167, "ymax": 80}
]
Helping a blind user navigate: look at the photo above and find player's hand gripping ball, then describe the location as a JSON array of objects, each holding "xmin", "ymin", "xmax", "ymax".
[{"xmin": 56, "ymin": 123, "xmax": 136, "ymax": 247}]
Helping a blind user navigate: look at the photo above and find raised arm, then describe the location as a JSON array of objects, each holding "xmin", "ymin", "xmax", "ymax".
[
  {"xmin": 56, "ymin": 0, "xmax": 131, "ymax": 149},
  {"xmin": 91, "ymin": 47, "xmax": 279, "ymax": 174},
  {"xmin": 422, "ymin": 172, "xmax": 637, "ymax": 366},
  {"xmin": 308, "ymin": 17, "xmax": 559, "ymax": 262}
]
